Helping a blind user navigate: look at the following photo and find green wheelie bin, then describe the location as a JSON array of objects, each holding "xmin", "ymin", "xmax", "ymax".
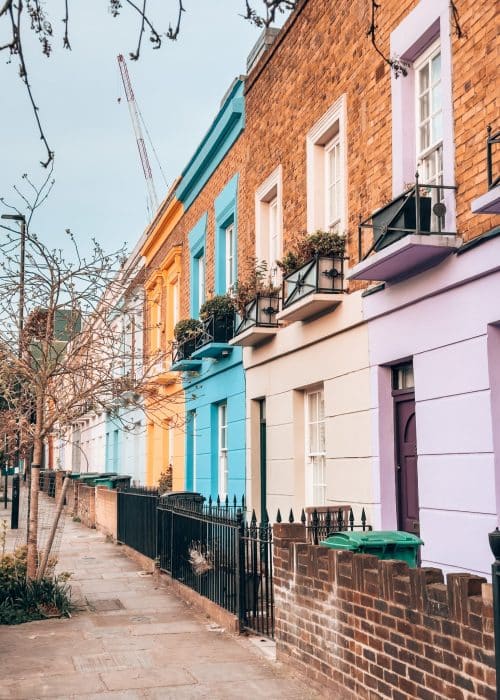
[{"xmin": 320, "ymin": 530, "xmax": 423, "ymax": 568}]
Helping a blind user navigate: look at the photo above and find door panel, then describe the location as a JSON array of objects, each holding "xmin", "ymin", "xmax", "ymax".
[{"xmin": 395, "ymin": 396, "xmax": 420, "ymax": 535}]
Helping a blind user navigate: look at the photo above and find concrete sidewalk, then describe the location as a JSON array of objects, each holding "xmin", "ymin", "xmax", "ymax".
[{"xmin": 0, "ymin": 495, "xmax": 321, "ymax": 699}]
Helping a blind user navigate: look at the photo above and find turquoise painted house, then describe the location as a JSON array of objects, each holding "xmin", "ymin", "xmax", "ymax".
[{"xmin": 173, "ymin": 78, "xmax": 246, "ymax": 500}]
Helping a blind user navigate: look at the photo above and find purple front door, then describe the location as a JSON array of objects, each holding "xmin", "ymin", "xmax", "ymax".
[{"xmin": 394, "ymin": 394, "xmax": 420, "ymax": 535}]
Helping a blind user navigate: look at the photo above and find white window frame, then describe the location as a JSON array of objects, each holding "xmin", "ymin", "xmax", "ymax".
[
  {"xmin": 218, "ymin": 403, "xmax": 228, "ymax": 498},
  {"xmin": 225, "ymin": 223, "xmax": 235, "ymax": 292},
  {"xmin": 305, "ymin": 388, "xmax": 326, "ymax": 506},
  {"xmin": 324, "ymin": 135, "xmax": 343, "ymax": 232},
  {"xmin": 192, "ymin": 411, "xmax": 197, "ymax": 491},
  {"xmin": 390, "ymin": 0, "xmax": 455, "ymax": 228},
  {"xmin": 306, "ymin": 95, "xmax": 347, "ymax": 234},
  {"xmin": 414, "ymin": 40, "xmax": 443, "ymax": 185},
  {"xmin": 197, "ymin": 254, "xmax": 205, "ymax": 314},
  {"xmin": 255, "ymin": 166, "xmax": 283, "ymax": 282}
]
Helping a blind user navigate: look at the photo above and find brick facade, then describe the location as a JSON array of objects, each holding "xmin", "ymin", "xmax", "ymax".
[
  {"xmin": 241, "ymin": 0, "xmax": 497, "ymax": 276},
  {"xmin": 273, "ymin": 523, "xmax": 496, "ymax": 699}
]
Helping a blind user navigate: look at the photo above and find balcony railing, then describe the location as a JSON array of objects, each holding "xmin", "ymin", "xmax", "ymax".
[
  {"xmin": 171, "ymin": 335, "xmax": 202, "ymax": 371},
  {"xmin": 234, "ymin": 294, "xmax": 280, "ymax": 336},
  {"xmin": 487, "ymin": 125, "xmax": 500, "ymax": 190},
  {"xmin": 357, "ymin": 176, "xmax": 457, "ymax": 262},
  {"xmin": 190, "ymin": 313, "xmax": 235, "ymax": 359},
  {"xmin": 282, "ymin": 255, "xmax": 346, "ymax": 311}
]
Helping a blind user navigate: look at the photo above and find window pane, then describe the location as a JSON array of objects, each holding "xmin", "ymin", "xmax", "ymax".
[
  {"xmin": 431, "ymin": 83, "xmax": 442, "ymax": 113},
  {"xmin": 419, "ymin": 124, "xmax": 430, "ymax": 152},
  {"xmin": 431, "ymin": 111, "xmax": 443, "ymax": 143},
  {"xmin": 308, "ymin": 392, "xmax": 318, "ymax": 423},
  {"xmin": 431, "ymin": 52, "xmax": 441, "ymax": 82},
  {"xmin": 419, "ymin": 63, "xmax": 429, "ymax": 93},
  {"xmin": 419, "ymin": 92, "xmax": 429, "ymax": 122}
]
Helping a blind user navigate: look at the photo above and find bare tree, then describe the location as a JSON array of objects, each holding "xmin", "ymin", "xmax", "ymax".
[
  {"xmin": 0, "ymin": 1, "xmax": 297, "ymax": 168},
  {"xmin": 0, "ymin": 172, "xmax": 183, "ymax": 578}
]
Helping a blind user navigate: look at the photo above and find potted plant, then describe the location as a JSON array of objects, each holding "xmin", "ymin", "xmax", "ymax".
[
  {"xmin": 232, "ymin": 259, "xmax": 281, "ymax": 327},
  {"xmin": 277, "ymin": 230, "xmax": 346, "ymax": 276},
  {"xmin": 372, "ymin": 184, "xmax": 432, "ymax": 250},
  {"xmin": 173, "ymin": 318, "xmax": 203, "ymax": 359},
  {"xmin": 199, "ymin": 294, "xmax": 236, "ymax": 343}
]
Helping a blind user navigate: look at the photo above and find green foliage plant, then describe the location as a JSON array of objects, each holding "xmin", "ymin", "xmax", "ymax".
[
  {"xmin": 277, "ymin": 230, "xmax": 346, "ymax": 276},
  {"xmin": 173, "ymin": 318, "xmax": 203, "ymax": 342},
  {"xmin": 0, "ymin": 546, "xmax": 74, "ymax": 625},
  {"xmin": 199, "ymin": 294, "xmax": 235, "ymax": 322},
  {"xmin": 232, "ymin": 259, "xmax": 280, "ymax": 315}
]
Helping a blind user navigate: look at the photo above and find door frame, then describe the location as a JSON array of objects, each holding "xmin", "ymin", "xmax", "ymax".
[{"xmin": 392, "ymin": 387, "xmax": 418, "ymax": 533}]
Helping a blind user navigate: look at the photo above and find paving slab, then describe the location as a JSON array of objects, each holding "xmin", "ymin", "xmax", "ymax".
[{"xmin": 0, "ymin": 492, "xmax": 322, "ymax": 699}]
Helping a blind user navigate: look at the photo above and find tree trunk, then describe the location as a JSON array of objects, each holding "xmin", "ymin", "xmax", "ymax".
[
  {"xmin": 26, "ymin": 394, "xmax": 44, "ymax": 579},
  {"xmin": 36, "ymin": 475, "xmax": 70, "ymax": 580}
]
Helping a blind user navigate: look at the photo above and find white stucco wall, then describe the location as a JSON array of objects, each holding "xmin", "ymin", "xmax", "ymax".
[{"xmin": 244, "ymin": 292, "xmax": 374, "ymax": 524}]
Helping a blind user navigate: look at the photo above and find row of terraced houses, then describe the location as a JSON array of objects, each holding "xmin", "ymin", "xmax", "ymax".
[{"xmin": 54, "ymin": 0, "xmax": 498, "ymax": 577}]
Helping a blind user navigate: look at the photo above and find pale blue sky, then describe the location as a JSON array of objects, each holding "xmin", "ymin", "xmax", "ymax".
[{"xmin": 0, "ymin": 1, "xmax": 266, "ymax": 258}]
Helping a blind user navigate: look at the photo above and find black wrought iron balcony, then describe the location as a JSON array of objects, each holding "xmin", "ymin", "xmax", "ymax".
[
  {"xmin": 472, "ymin": 126, "xmax": 500, "ymax": 215},
  {"xmin": 348, "ymin": 177, "xmax": 460, "ymax": 282},
  {"xmin": 170, "ymin": 335, "xmax": 202, "ymax": 372},
  {"xmin": 192, "ymin": 313, "xmax": 235, "ymax": 359},
  {"xmin": 230, "ymin": 294, "xmax": 280, "ymax": 347},
  {"xmin": 276, "ymin": 255, "xmax": 346, "ymax": 323}
]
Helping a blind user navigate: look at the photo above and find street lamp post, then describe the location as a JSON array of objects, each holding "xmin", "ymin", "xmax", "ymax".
[{"xmin": 1, "ymin": 213, "xmax": 27, "ymax": 511}]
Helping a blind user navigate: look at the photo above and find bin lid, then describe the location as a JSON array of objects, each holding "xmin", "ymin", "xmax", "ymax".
[{"xmin": 320, "ymin": 530, "xmax": 424, "ymax": 550}]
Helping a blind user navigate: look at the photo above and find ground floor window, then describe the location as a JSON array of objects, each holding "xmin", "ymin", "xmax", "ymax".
[
  {"xmin": 305, "ymin": 388, "xmax": 326, "ymax": 505},
  {"xmin": 218, "ymin": 402, "xmax": 228, "ymax": 498}
]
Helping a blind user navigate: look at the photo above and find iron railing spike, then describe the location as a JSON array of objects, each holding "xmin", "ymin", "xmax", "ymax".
[
  {"xmin": 233, "ymin": 495, "xmax": 237, "ymax": 508},
  {"xmin": 349, "ymin": 508, "xmax": 355, "ymax": 531},
  {"xmin": 276, "ymin": 508, "xmax": 282, "ymax": 523},
  {"xmin": 265, "ymin": 509, "xmax": 270, "ymax": 524},
  {"xmin": 225, "ymin": 495, "xmax": 229, "ymax": 508},
  {"xmin": 217, "ymin": 495, "xmax": 220, "ymax": 507},
  {"xmin": 251, "ymin": 509, "xmax": 257, "ymax": 525},
  {"xmin": 289, "ymin": 508, "xmax": 294, "ymax": 523},
  {"xmin": 301, "ymin": 508, "xmax": 306, "ymax": 525}
]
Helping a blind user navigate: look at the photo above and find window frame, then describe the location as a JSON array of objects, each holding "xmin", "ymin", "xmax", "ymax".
[
  {"xmin": 255, "ymin": 166, "xmax": 283, "ymax": 282},
  {"xmin": 218, "ymin": 402, "xmax": 228, "ymax": 498},
  {"xmin": 306, "ymin": 95, "xmax": 347, "ymax": 234},
  {"xmin": 225, "ymin": 222, "xmax": 235, "ymax": 292},
  {"xmin": 414, "ymin": 39, "xmax": 443, "ymax": 187},
  {"xmin": 305, "ymin": 387, "xmax": 327, "ymax": 506}
]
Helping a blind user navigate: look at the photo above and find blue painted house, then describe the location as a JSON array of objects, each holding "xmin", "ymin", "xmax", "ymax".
[{"xmin": 172, "ymin": 78, "xmax": 246, "ymax": 501}]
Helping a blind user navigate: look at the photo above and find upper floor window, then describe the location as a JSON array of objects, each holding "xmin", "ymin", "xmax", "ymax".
[
  {"xmin": 307, "ymin": 96, "xmax": 346, "ymax": 234},
  {"xmin": 325, "ymin": 135, "xmax": 342, "ymax": 232},
  {"xmin": 197, "ymin": 255, "xmax": 205, "ymax": 314},
  {"xmin": 390, "ymin": 3, "xmax": 455, "ymax": 229},
  {"xmin": 255, "ymin": 166, "xmax": 283, "ymax": 281},
  {"xmin": 225, "ymin": 223, "xmax": 235, "ymax": 292},
  {"xmin": 415, "ymin": 41, "xmax": 442, "ymax": 187}
]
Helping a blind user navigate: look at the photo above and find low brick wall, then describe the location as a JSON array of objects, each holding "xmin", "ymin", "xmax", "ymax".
[
  {"xmin": 274, "ymin": 523, "xmax": 495, "ymax": 700},
  {"xmin": 77, "ymin": 484, "xmax": 96, "ymax": 528},
  {"xmin": 95, "ymin": 487, "xmax": 117, "ymax": 539}
]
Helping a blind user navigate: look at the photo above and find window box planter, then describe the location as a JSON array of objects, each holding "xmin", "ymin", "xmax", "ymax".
[
  {"xmin": 276, "ymin": 255, "xmax": 346, "ymax": 323},
  {"xmin": 229, "ymin": 294, "xmax": 281, "ymax": 347},
  {"xmin": 372, "ymin": 195, "xmax": 432, "ymax": 251},
  {"xmin": 192, "ymin": 313, "xmax": 235, "ymax": 359},
  {"xmin": 170, "ymin": 336, "xmax": 202, "ymax": 372},
  {"xmin": 348, "ymin": 180, "xmax": 460, "ymax": 282}
]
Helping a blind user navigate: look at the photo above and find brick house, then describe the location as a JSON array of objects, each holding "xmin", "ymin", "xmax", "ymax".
[{"xmin": 231, "ymin": 0, "xmax": 498, "ymax": 575}]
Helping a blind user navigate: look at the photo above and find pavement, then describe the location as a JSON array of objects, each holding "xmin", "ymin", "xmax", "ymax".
[{"xmin": 0, "ymin": 490, "xmax": 321, "ymax": 699}]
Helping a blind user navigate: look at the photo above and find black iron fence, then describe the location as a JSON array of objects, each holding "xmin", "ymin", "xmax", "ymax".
[
  {"xmin": 117, "ymin": 487, "xmax": 158, "ymax": 560},
  {"xmin": 115, "ymin": 489, "xmax": 370, "ymax": 641}
]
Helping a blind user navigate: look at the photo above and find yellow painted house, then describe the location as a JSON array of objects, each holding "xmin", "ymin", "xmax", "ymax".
[{"xmin": 141, "ymin": 191, "xmax": 186, "ymax": 489}]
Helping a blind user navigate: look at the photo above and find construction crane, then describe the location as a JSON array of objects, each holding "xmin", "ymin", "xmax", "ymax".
[{"xmin": 117, "ymin": 54, "xmax": 159, "ymax": 218}]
